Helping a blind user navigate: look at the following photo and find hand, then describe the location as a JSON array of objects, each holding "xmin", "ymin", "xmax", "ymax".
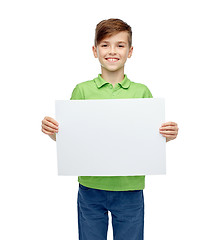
[
  {"xmin": 159, "ymin": 121, "xmax": 179, "ymax": 142},
  {"xmin": 41, "ymin": 116, "xmax": 59, "ymax": 135}
]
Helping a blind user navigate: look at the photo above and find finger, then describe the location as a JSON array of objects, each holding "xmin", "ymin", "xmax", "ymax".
[
  {"xmin": 42, "ymin": 119, "xmax": 59, "ymax": 130},
  {"xmin": 160, "ymin": 126, "xmax": 177, "ymax": 131},
  {"xmin": 44, "ymin": 116, "xmax": 59, "ymax": 126},
  {"xmin": 42, "ymin": 125, "xmax": 58, "ymax": 133},
  {"xmin": 42, "ymin": 128, "xmax": 56, "ymax": 135},
  {"xmin": 161, "ymin": 122, "xmax": 177, "ymax": 127},
  {"xmin": 160, "ymin": 130, "xmax": 176, "ymax": 135}
]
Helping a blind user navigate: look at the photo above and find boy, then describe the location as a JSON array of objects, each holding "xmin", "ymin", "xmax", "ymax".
[{"xmin": 41, "ymin": 18, "xmax": 179, "ymax": 240}]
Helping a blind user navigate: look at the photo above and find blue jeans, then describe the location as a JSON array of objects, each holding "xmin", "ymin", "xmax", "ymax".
[{"xmin": 77, "ymin": 183, "xmax": 144, "ymax": 240}]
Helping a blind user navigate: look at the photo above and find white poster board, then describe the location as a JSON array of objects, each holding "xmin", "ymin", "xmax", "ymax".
[{"xmin": 55, "ymin": 98, "xmax": 166, "ymax": 176}]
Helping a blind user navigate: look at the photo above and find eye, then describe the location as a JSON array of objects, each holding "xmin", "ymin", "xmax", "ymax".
[
  {"xmin": 101, "ymin": 44, "xmax": 108, "ymax": 47},
  {"xmin": 118, "ymin": 45, "xmax": 124, "ymax": 48}
]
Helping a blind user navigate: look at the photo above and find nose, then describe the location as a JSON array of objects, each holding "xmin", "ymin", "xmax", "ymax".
[{"xmin": 109, "ymin": 46, "xmax": 116, "ymax": 55}]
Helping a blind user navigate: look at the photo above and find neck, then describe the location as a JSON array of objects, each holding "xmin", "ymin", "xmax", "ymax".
[{"xmin": 101, "ymin": 67, "xmax": 125, "ymax": 86}]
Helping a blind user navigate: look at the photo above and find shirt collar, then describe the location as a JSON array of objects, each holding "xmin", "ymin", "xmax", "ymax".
[{"xmin": 94, "ymin": 74, "xmax": 131, "ymax": 89}]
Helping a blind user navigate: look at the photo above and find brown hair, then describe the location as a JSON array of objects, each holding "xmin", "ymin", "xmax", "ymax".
[{"xmin": 94, "ymin": 18, "xmax": 132, "ymax": 47}]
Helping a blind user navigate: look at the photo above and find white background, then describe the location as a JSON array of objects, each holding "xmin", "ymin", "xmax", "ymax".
[{"xmin": 0, "ymin": 0, "xmax": 223, "ymax": 239}]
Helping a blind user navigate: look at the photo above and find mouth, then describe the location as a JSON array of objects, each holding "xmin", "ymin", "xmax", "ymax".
[{"xmin": 105, "ymin": 58, "xmax": 119, "ymax": 63}]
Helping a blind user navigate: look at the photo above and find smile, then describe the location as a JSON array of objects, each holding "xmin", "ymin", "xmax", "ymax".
[{"xmin": 105, "ymin": 58, "xmax": 119, "ymax": 62}]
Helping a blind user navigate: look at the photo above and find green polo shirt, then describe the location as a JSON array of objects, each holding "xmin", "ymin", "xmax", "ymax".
[{"xmin": 70, "ymin": 74, "xmax": 153, "ymax": 191}]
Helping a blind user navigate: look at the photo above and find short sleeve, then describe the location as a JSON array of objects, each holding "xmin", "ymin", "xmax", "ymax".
[
  {"xmin": 143, "ymin": 86, "xmax": 153, "ymax": 98},
  {"xmin": 70, "ymin": 84, "xmax": 83, "ymax": 100}
]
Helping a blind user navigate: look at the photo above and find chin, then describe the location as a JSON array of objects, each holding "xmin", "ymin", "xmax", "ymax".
[
  {"xmin": 107, "ymin": 68, "xmax": 122, "ymax": 73},
  {"xmin": 104, "ymin": 64, "xmax": 124, "ymax": 71}
]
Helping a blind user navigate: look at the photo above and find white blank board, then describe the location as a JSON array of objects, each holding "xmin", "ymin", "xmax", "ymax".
[{"xmin": 55, "ymin": 98, "xmax": 166, "ymax": 176}]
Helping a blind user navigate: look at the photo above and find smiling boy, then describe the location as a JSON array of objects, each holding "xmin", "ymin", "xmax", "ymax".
[
  {"xmin": 92, "ymin": 30, "xmax": 133, "ymax": 86},
  {"xmin": 42, "ymin": 18, "xmax": 178, "ymax": 240}
]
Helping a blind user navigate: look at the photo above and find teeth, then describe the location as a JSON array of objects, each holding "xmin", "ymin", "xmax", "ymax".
[{"xmin": 107, "ymin": 58, "xmax": 118, "ymax": 62}]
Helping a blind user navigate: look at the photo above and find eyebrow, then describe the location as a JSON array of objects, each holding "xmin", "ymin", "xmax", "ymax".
[
  {"xmin": 100, "ymin": 41, "xmax": 127, "ymax": 44},
  {"xmin": 118, "ymin": 41, "xmax": 127, "ymax": 44}
]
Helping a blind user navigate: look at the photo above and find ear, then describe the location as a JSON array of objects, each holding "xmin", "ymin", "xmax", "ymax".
[
  {"xmin": 92, "ymin": 46, "xmax": 98, "ymax": 58},
  {"xmin": 128, "ymin": 46, "xmax": 133, "ymax": 58}
]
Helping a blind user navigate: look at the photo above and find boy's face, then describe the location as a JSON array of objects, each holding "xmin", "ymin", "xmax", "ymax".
[{"xmin": 92, "ymin": 31, "xmax": 133, "ymax": 73}]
